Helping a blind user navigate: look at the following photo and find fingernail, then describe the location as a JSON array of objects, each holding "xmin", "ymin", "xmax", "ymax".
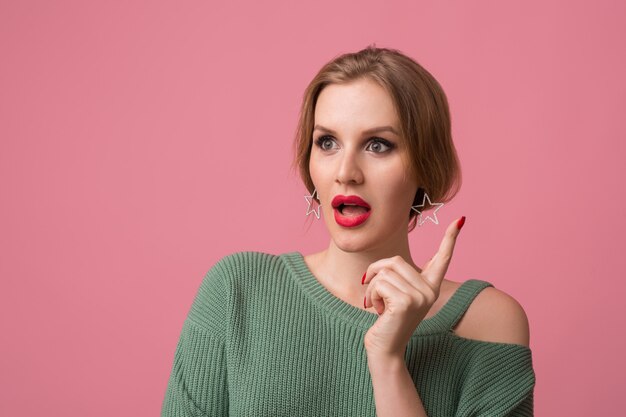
[
  {"xmin": 361, "ymin": 272, "xmax": 366, "ymax": 285},
  {"xmin": 456, "ymin": 216, "xmax": 466, "ymax": 230},
  {"xmin": 363, "ymin": 296, "xmax": 367, "ymax": 308}
]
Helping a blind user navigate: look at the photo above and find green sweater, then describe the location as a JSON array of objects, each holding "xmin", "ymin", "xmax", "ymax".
[{"xmin": 162, "ymin": 251, "xmax": 535, "ymax": 416}]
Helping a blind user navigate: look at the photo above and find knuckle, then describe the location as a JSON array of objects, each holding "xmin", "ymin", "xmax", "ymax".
[
  {"xmin": 375, "ymin": 279, "xmax": 389, "ymax": 290},
  {"xmin": 397, "ymin": 293, "xmax": 412, "ymax": 308},
  {"xmin": 423, "ymin": 282, "xmax": 439, "ymax": 301},
  {"xmin": 413, "ymin": 291, "xmax": 426, "ymax": 305},
  {"xmin": 424, "ymin": 289, "xmax": 436, "ymax": 305},
  {"xmin": 377, "ymin": 268, "xmax": 390, "ymax": 278}
]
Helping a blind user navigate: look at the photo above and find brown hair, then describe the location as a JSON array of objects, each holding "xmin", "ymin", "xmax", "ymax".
[{"xmin": 291, "ymin": 45, "xmax": 462, "ymax": 232}]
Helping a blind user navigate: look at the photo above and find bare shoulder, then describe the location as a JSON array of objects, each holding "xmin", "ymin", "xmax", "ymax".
[{"xmin": 453, "ymin": 285, "xmax": 530, "ymax": 347}]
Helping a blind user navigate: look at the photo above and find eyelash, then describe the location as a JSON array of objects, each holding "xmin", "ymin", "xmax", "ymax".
[{"xmin": 313, "ymin": 135, "xmax": 396, "ymax": 154}]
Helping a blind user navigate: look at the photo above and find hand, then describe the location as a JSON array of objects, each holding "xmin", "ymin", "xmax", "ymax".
[{"xmin": 363, "ymin": 217, "xmax": 465, "ymax": 358}]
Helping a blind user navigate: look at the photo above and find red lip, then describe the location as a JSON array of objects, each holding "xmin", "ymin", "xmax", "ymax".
[
  {"xmin": 331, "ymin": 195, "xmax": 372, "ymax": 228},
  {"xmin": 331, "ymin": 195, "xmax": 371, "ymax": 209}
]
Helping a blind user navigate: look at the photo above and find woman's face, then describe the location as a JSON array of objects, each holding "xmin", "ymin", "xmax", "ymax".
[{"xmin": 309, "ymin": 78, "xmax": 419, "ymax": 253}]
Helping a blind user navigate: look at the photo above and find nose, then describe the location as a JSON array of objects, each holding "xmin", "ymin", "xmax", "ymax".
[{"xmin": 335, "ymin": 149, "xmax": 364, "ymax": 185}]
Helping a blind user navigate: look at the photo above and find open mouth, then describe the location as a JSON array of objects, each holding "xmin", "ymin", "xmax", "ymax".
[
  {"xmin": 331, "ymin": 195, "xmax": 372, "ymax": 227},
  {"xmin": 337, "ymin": 204, "xmax": 371, "ymax": 217}
]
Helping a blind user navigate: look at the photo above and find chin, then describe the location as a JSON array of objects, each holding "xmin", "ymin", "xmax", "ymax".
[
  {"xmin": 329, "ymin": 235, "xmax": 363, "ymax": 252},
  {"xmin": 336, "ymin": 244, "xmax": 366, "ymax": 253},
  {"xmin": 330, "ymin": 231, "xmax": 380, "ymax": 253}
]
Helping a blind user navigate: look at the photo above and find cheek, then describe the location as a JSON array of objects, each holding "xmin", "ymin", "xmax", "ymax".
[
  {"xmin": 308, "ymin": 154, "xmax": 332, "ymax": 193},
  {"xmin": 308, "ymin": 154, "xmax": 320, "ymax": 181},
  {"xmin": 309, "ymin": 156, "xmax": 319, "ymax": 184},
  {"xmin": 377, "ymin": 177, "xmax": 416, "ymax": 212}
]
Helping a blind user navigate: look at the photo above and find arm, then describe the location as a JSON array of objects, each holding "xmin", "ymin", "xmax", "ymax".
[
  {"xmin": 161, "ymin": 320, "xmax": 229, "ymax": 416},
  {"xmin": 453, "ymin": 288, "xmax": 535, "ymax": 417},
  {"xmin": 367, "ymin": 352, "xmax": 428, "ymax": 417},
  {"xmin": 506, "ymin": 392, "xmax": 533, "ymax": 417},
  {"xmin": 362, "ymin": 219, "xmax": 465, "ymax": 416},
  {"xmin": 162, "ymin": 256, "xmax": 234, "ymax": 416}
]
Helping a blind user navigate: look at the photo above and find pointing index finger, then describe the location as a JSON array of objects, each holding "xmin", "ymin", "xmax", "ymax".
[{"xmin": 424, "ymin": 216, "xmax": 465, "ymax": 287}]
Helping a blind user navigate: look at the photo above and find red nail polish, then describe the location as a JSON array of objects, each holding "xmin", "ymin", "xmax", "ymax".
[
  {"xmin": 361, "ymin": 272, "xmax": 366, "ymax": 285},
  {"xmin": 456, "ymin": 216, "xmax": 466, "ymax": 230},
  {"xmin": 363, "ymin": 296, "xmax": 367, "ymax": 308}
]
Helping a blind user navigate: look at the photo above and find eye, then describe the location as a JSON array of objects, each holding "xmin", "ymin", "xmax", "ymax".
[
  {"xmin": 314, "ymin": 135, "xmax": 337, "ymax": 151},
  {"xmin": 366, "ymin": 138, "xmax": 395, "ymax": 153}
]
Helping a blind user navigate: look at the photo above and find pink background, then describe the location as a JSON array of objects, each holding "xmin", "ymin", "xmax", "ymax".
[{"xmin": 1, "ymin": 1, "xmax": 624, "ymax": 415}]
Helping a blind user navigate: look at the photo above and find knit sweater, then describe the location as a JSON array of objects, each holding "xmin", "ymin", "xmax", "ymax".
[{"xmin": 161, "ymin": 251, "xmax": 535, "ymax": 416}]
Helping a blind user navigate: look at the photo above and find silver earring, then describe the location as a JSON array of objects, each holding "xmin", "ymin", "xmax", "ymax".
[
  {"xmin": 304, "ymin": 188, "xmax": 322, "ymax": 219},
  {"xmin": 411, "ymin": 191, "xmax": 444, "ymax": 226}
]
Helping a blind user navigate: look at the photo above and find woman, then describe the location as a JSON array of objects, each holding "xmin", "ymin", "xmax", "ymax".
[{"xmin": 161, "ymin": 46, "xmax": 535, "ymax": 416}]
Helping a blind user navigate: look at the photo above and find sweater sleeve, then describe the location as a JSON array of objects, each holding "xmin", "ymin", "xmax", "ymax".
[
  {"xmin": 455, "ymin": 342, "xmax": 536, "ymax": 417},
  {"xmin": 161, "ymin": 256, "xmax": 233, "ymax": 416},
  {"xmin": 507, "ymin": 391, "xmax": 533, "ymax": 416}
]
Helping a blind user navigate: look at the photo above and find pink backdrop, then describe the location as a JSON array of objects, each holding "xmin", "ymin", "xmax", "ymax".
[{"xmin": 1, "ymin": 1, "xmax": 624, "ymax": 415}]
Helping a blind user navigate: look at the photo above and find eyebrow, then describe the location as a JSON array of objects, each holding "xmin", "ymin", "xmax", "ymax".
[{"xmin": 313, "ymin": 124, "xmax": 400, "ymax": 136}]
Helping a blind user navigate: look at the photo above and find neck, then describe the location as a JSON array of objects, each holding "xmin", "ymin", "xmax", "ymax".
[{"xmin": 313, "ymin": 230, "xmax": 420, "ymax": 302}]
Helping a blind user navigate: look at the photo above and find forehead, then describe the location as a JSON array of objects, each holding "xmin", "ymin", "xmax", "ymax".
[{"xmin": 314, "ymin": 78, "xmax": 400, "ymax": 130}]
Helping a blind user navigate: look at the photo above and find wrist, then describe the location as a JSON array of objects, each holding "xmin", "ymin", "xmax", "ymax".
[
  {"xmin": 366, "ymin": 350, "xmax": 407, "ymax": 374},
  {"xmin": 364, "ymin": 342, "xmax": 407, "ymax": 362}
]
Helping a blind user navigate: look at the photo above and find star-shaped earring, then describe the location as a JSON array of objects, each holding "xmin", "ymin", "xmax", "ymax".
[
  {"xmin": 304, "ymin": 188, "xmax": 322, "ymax": 219},
  {"xmin": 411, "ymin": 192, "xmax": 444, "ymax": 226}
]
